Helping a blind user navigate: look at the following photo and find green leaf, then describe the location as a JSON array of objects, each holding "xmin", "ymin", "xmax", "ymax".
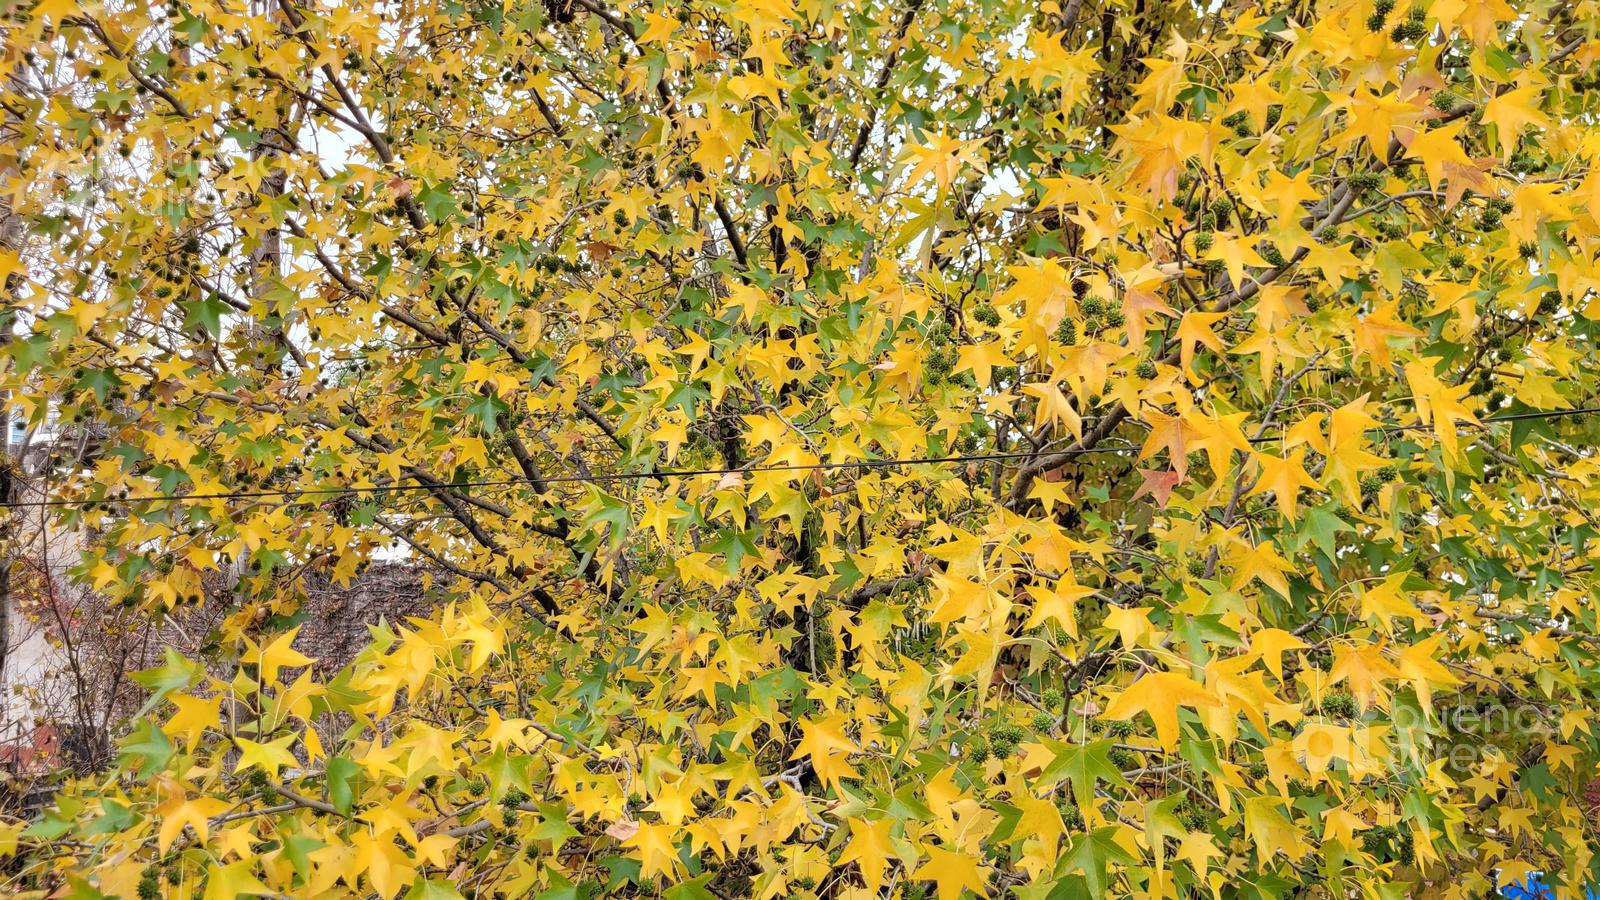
[
  {"xmin": 7, "ymin": 334, "xmax": 53, "ymax": 370},
  {"xmin": 662, "ymin": 874, "xmax": 718, "ymax": 900},
  {"xmin": 80, "ymin": 799, "xmax": 136, "ymax": 837},
  {"xmin": 705, "ymin": 528, "xmax": 758, "ymax": 573},
  {"xmin": 315, "ymin": 669, "xmax": 372, "ymax": 716},
  {"xmin": 531, "ymin": 802, "xmax": 581, "ymax": 848},
  {"xmin": 405, "ymin": 878, "xmax": 466, "ymax": 900},
  {"xmin": 465, "ymin": 392, "xmax": 509, "ymax": 434},
  {"xmin": 482, "ymin": 747, "xmax": 535, "ymax": 801},
  {"xmin": 117, "ymin": 719, "xmax": 174, "ymax": 778},
  {"xmin": 282, "ymin": 833, "xmax": 325, "ymax": 880},
  {"xmin": 1175, "ymin": 614, "xmax": 1243, "ymax": 664},
  {"xmin": 581, "ymin": 485, "xmax": 633, "ymax": 548},
  {"xmin": 1298, "ymin": 503, "xmax": 1352, "ymax": 560},
  {"xmin": 184, "ymin": 293, "xmax": 232, "ymax": 337},
  {"xmin": 74, "ymin": 368, "xmax": 123, "ymax": 404},
  {"xmin": 325, "ymin": 756, "xmax": 361, "ymax": 815},
  {"xmin": 365, "ymin": 253, "xmax": 393, "ymax": 283},
  {"xmin": 131, "ymin": 647, "xmax": 201, "ymax": 715},
  {"xmin": 1058, "ymin": 827, "xmax": 1136, "ymax": 896},
  {"xmin": 1038, "ymin": 739, "xmax": 1128, "ymax": 809},
  {"xmin": 20, "ymin": 809, "xmax": 78, "ymax": 841},
  {"xmin": 535, "ymin": 869, "xmax": 590, "ymax": 900},
  {"xmin": 418, "ymin": 182, "xmax": 458, "ymax": 223}
]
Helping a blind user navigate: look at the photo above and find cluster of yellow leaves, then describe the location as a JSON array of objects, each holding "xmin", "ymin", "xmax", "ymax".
[{"xmin": 4, "ymin": 0, "xmax": 1600, "ymax": 897}]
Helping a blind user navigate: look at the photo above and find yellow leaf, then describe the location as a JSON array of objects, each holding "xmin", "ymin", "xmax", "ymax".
[
  {"xmin": 1242, "ymin": 795, "xmax": 1309, "ymax": 862},
  {"xmin": 644, "ymin": 776, "xmax": 699, "ymax": 827},
  {"xmin": 203, "ymin": 860, "xmax": 274, "ymax": 900},
  {"xmin": 1247, "ymin": 448, "xmax": 1322, "ymax": 522},
  {"xmin": 910, "ymin": 845, "xmax": 989, "ymax": 900},
  {"xmin": 626, "ymin": 822, "xmax": 682, "ymax": 882},
  {"xmin": 156, "ymin": 790, "xmax": 230, "ymax": 853},
  {"xmin": 245, "ymin": 627, "xmax": 312, "ymax": 684},
  {"xmin": 1321, "ymin": 807, "xmax": 1369, "ymax": 849},
  {"xmin": 903, "ymin": 133, "xmax": 987, "ymax": 192},
  {"xmin": 1174, "ymin": 311, "xmax": 1227, "ymax": 381},
  {"xmin": 1101, "ymin": 670, "xmax": 1220, "ymax": 749},
  {"xmin": 353, "ymin": 827, "xmax": 417, "ymax": 899},
  {"xmin": 165, "ymin": 693, "xmax": 223, "ymax": 752},
  {"xmin": 233, "ymin": 734, "xmax": 299, "ymax": 778},
  {"xmin": 836, "ymin": 817, "xmax": 896, "ymax": 894},
  {"xmin": 1328, "ymin": 642, "xmax": 1401, "ymax": 710},
  {"xmin": 1203, "ymin": 233, "xmax": 1265, "ymax": 294},
  {"xmin": 1481, "ymin": 85, "xmax": 1548, "ymax": 156},
  {"xmin": 928, "ymin": 575, "xmax": 999, "ymax": 626},
  {"xmin": 1248, "ymin": 628, "xmax": 1307, "ymax": 681},
  {"xmin": 1023, "ymin": 582, "xmax": 1096, "ymax": 635},
  {"xmin": 1405, "ymin": 122, "xmax": 1473, "ymax": 190},
  {"xmin": 1395, "ymin": 634, "xmax": 1463, "ymax": 714},
  {"xmin": 1358, "ymin": 573, "xmax": 1427, "ymax": 633},
  {"xmin": 952, "ymin": 340, "xmax": 1014, "ymax": 389},
  {"xmin": 1102, "ymin": 605, "xmax": 1157, "ymax": 648},
  {"xmin": 1404, "ymin": 359, "xmax": 1480, "ymax": 460},
  {"xmin": 791, "ymin": 713, "xmax": 858, "ymax": 792},
  {"xmin": 638, "ymin": 10, "xmax": 678, "ymax": 44}
]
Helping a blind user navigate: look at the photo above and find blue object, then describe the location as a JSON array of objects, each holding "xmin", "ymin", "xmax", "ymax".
[
  {"xmin": 1496, "ymin": 871, "xmax": 1600, "ymax": 899},
  {"xmin": 1498, "ymin": 872, "xmax": 1551, "ymax": 899}
]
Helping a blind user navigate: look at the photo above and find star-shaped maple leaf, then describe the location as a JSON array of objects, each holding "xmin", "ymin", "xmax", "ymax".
[{"xmin": 1133, "ymin": 467, "xmax": 1182, "ymax": 506}]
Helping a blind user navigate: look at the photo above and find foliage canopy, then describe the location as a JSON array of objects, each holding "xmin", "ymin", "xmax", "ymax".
[{"xmin": 3, "ymin": 0, "xmax": 1600, "ymax": 896}]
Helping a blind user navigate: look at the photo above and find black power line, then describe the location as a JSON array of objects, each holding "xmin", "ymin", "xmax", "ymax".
[{"xmin": 2, "ymin": 406, "xmax": 1596, "ymax": 511}]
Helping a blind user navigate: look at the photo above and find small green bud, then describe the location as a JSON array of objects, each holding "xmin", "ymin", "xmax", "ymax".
[
  {"xmin": 1059, "ymin": 803, "xmax": 1085, "ymax": 829},
  {"xmin": 1321, "ymin": 691, "xmax": 1357, "ymax": 718}
]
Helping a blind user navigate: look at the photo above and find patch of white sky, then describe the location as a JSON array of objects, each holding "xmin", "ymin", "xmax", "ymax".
[
  {"xmin": 871, "ymin": 16, "xmax": 1035, "ymax": 265},
  {"xmin": 11, "ymin": 4, "xmax": 1057, "ymax": 559},
  {"xmin": 294, "ymin": 3, "xmax": 1044, "ymax": 292}
]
